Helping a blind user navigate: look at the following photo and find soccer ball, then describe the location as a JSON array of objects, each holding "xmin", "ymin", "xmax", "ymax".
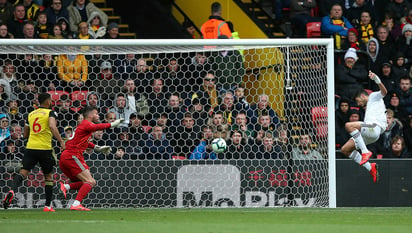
[{"xmin": 211, "ymin": 137, "xmax": 227, "ymax": 153}]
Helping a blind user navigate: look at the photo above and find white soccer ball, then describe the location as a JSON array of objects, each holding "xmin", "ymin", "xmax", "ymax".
[{"xmin": 211, "ymin": 137, "xmax": 227, "ymax": 153}]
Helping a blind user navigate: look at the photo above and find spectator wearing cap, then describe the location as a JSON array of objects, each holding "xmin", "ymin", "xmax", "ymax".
[
  {"xmin": 374, "ymin": 61, "xmax": 399, "ymax": 101},
  {"xmin": 387, "ymin": 91, "xmax": 409, "ymax": 124},
  {"xmin": 89, "ymin": 60, "xmax": 122, "ymax": 104},
  {"xmin": 395, "ymin": 23, "xmax": 412, "ymax": 69},
  {"xmin": 335, "ymin": 47, "xmax": 368, "ymax": 100},
  {"xmin": 341, "ymin": 28, "xmax": 366, "ymax": 51},
  {"xmin": 104, "ymin": 22, "xmax": 119, "ymax": 39}
]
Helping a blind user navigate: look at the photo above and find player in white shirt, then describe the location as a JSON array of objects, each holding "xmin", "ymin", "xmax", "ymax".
[{"xmin": 340, "ymin": 71, "xmax": 388, "ymax": 183}]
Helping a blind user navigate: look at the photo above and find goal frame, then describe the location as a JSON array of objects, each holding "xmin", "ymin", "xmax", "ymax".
[{"xmin": 1, "ymin": 38, "xmax": 336, "ymax": 208}]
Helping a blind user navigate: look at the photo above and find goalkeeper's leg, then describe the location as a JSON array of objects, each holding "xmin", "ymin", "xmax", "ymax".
[{"xmin": 70, "ymin": 169, "xmax": 96, "ymax": 211}]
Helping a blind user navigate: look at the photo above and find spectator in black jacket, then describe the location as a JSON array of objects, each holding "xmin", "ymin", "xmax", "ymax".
[{"xmin": 335, "ymin": 48, "xmax": 368, "ymax": 100}]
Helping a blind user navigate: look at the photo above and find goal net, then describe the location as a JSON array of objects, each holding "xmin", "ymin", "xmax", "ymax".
[{"xmin": 0, "ymin": 39, "xmax": 335, "ymax": 208}]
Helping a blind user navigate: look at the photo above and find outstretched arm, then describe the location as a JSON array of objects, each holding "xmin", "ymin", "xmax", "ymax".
[{"xmin": 368, "ymin": 71, "xmax": 387, "ymax": 97}]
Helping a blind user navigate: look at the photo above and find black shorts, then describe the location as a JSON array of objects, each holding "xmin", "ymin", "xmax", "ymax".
[{"xmin": 21, "ymin": 149, "xmax": 56, "ymax": 174}]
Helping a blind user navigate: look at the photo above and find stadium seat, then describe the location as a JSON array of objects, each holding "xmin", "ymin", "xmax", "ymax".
[
  {"xmin": 70, "ymin": 90, "xmax": 89, "ymax": 112},
  {"xmin": 47, "ymin": 90, "xmax": 70, "ymax": 106},
  {"xmin": 306, "ymin": 22, "xmax": 321, "ymax": 38},
  {"xmin": 311, "ymin": 106, "xmax": 328, "ymax": 138},
  {"xmin": 310, "ymin": 6, "xmax": 319, "ymax": 17}
]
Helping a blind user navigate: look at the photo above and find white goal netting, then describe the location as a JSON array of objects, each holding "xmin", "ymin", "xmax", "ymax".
[{"xmin": 0, "ymin": 39, "xmax": 335, "ymax": 208}]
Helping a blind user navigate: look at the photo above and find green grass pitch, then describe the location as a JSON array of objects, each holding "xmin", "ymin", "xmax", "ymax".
[{"xmin": 1, "ymin": 208, "xmax": 412, "ymax": 233}]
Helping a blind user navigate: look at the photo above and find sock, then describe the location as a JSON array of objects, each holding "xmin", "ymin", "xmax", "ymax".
[
  {"xmin": 74, "ymin": 182, "xmax": 92, "ymax": 204},
  {"xmin": 349, "ymin": 151, "xmax": 372, "ymax": 171},
  {"xmin": 69, "ymin": 181, "xmax": 83, "ymax": 190},
  {"xmin": 350, "ymin": 129, "xmax": 368, "ymax": 153},
  {"xmin": 72, "ymin": 200, "xmax": 81, "ymax": 206},
  {"xmin": 11, "ymin": 173, "xmax": 25, "ymax": 193},
  {"xmin": 45, "ymin": 180, "xmax": 53, "ymax": 207}
]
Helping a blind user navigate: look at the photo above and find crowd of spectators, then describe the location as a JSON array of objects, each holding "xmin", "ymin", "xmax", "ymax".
[
  {"xmin": 0, "ymin": 0, "xmax": 119, "ymax": 40},
  {"xmin": 0, "ymin": 45, "xmax": 309, "ymax": 161},
  {"xmin": 319, "ymin": 1, "xmax": 412, "ymax": 158},
  {"xmin": 0, "ymin": 0, "xmax": 411, "ymax": 160}
]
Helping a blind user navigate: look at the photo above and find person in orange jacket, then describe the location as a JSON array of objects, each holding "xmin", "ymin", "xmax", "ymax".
[{"xmin": 200, "ymin": 1, "xmax": 233, "ymax": 39}]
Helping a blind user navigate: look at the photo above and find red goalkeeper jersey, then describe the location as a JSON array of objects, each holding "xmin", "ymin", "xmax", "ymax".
[{"xmin": 63, "ymin": 120, "xmax": 111, "ymax": 158}]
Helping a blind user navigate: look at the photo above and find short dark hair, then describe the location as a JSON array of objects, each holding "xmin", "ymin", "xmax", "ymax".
[
  {"xmin": 82, "ymin": 105, "xmax": 98, "ymax": 117},
  {"xmin": 38, "ymin": 92, "xmax": 51, "ymax": 104},
  {"xmin": 211, "ymin": 2, "xmax": 221, "ymax": 14},
  {"xmin": 354, "ymin": 89, "xmax": 369, "ymax": 99}
]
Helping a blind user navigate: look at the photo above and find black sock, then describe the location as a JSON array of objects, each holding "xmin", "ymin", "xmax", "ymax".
[
  {"xmin": 11, "ymin": 174, "xmax": 25, "ymax": 193},
  {"xmin": 45, "ymin": 180, "xmax": 53, "ymax": 207}
]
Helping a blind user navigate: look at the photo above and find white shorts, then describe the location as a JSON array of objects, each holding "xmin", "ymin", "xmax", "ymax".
[{"xmin": 353, "ymin": 125, "xmax": 383, "ymax": 149}]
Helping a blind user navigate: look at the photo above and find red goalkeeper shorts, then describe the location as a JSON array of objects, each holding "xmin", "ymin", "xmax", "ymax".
[{"xmin": 59, "ymin": 152, "xmax": 89, "ymax": 181}]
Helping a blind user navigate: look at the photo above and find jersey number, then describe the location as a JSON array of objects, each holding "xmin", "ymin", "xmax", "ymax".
[{"xmin": 33, "ymin": 117, "xmax": 42, "ymax": 133}]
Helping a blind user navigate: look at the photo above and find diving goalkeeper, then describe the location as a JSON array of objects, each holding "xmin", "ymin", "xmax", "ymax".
[{"xmin": 58, "ymin": 106, "xmax": 124, "ymax": 211}]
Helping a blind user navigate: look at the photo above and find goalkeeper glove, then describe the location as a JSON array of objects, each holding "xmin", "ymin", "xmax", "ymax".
[
  {"xmin": 110, "ymin": 118, "xmax": 125, "ymax": 128},
  {"xmin": 94, "ymin": 145, "xmax": 111, "ymax": 155}
]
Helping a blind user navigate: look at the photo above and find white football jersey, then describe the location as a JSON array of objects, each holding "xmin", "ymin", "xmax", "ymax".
[{"xmin": 364, "ymin": 91, "xmax": 387, "ymax": 130}]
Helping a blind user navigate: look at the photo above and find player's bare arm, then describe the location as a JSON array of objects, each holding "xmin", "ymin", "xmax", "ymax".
[
  {"xmin": 23, "ymin": 124, "xmax": 29, "ymax": 139},
  {"xmin": 368, "ymin": 71, "xmax": 387, "ymax": 96},
  {"xmin": 49, "ymin": 116, "xmax": 65, "ymax": 151}
]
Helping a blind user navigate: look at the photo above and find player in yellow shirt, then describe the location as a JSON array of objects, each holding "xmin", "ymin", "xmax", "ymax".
[{"xmin": 3, "ymin": 93, "xmax": 65, "ymax": 211}]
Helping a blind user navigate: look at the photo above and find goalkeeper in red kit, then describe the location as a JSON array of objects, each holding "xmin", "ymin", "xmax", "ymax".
[{"xmin": 58, "ymin": 106, "xmax": 124, "ymax": 211}]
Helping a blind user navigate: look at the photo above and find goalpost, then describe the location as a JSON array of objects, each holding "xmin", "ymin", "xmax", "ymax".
[{"xmin": 0, "ymin": 38, "xmax": 336, "ymax": 208}]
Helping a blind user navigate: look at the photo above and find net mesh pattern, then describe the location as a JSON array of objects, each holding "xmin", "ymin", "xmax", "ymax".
[{"xmin": 0, "ymin": 41, "xmax": 330, "ymax": 208}]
